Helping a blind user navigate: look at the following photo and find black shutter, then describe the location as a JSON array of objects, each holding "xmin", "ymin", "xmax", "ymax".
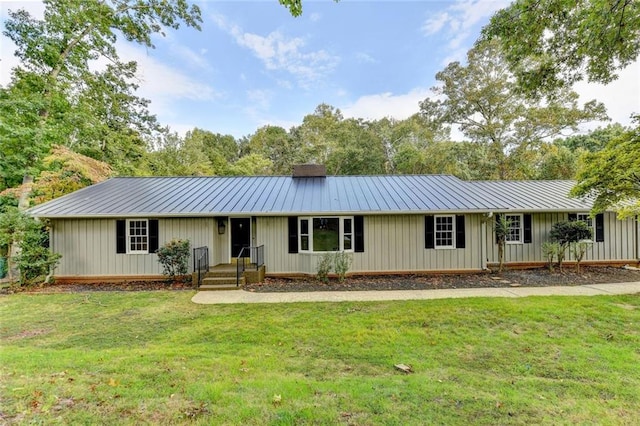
[
  {"xmin": 354, "ymin": 215, "xmax": 365, "ymax": 253},
  {"xmin": 495, "ymin": 214, "xmax": 502, "ymax": 244},
  {"xmin": 425, "ymin": 215, "xmax": 434, "ymax": 249},
  {"xmin": 455, "ymin": 215, "xmax": 465, "ymax": 249},
  {"xmin": 288, "ymin": 216, "xmax": 298, "ymax": 253},
  {"xmin": 523, "ymin": 214, "xmax": 532, "ymax": 244},
  {"xmin": 149, "ymin": 219, "xmax": 159, "ymax": 253},
  {"xmin": 568, "ymin": 213, "xmax": 577, "ymax": 221},
  {"xmin": 116, "ymin": 220, "xmax": 126, "ymax": 254},
  {"xmin": 595, "ymin": 213, "xmax": 605, "ymax": 242}
]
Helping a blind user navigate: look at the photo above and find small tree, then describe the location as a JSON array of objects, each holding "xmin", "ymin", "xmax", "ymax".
[
  {"xmin": 494, "ymin": 215, "xmax": 511, "ymax": 272},
  {"xmin": 549, "ymin": 221, "xmax": 592, "ymax": 271},
  {"xmin": 156, "ymin": 239, "xmax": 191, "ymax": 280},
  {"xmin": 333, "ymin": 251, "xmax": 353, "ymax": 282},
  {"xmin": 571, "ymin": 240, "xmax": 593, "ymax": 273}
]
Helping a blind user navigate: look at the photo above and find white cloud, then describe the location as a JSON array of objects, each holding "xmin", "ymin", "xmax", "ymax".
[
  {"xmin": 118, "ymin": 43, "xmax": 217, "ymax": 101},
  {"xmin": 421, "ymin": 0, "xmax": 510, "ymax": 53},
  {"xmin": 341, "ymin": 88, "xmax": 431, "ymax": 121},
  {"xmin": 575, "ymin": 60, "xmax": 640, "ymax": 128},
  {"xmin": 356, "ymin": 52, "xmax": 376, "ymax": 64},
  {"xmin": 246, "ymin": 89, "xmax": 273, "ymax": 110},
  {"xmin": 309, "ymin": 12, "xmax": 321, "ymax": 22},
  {"xmin": 421, "ymin": 12, "xmax": 450, "ymax": 35},
  {"xmin": 211, "ymin": 13, "xmax": 339, "ymax": 88}
]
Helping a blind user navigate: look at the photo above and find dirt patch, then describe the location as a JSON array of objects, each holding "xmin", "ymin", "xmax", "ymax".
[
  {"xmin": 3, "ymin": 267, "xmax": 640, "ymax": 294},
  {"xmin": 245, "ymin": 266, "xmax": 640, "ymax": 293}
]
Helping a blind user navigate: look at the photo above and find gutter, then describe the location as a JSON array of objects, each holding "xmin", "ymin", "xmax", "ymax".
[{"xmin": 31, "ymin": 209, "xmax": 596, "ymax": 220}]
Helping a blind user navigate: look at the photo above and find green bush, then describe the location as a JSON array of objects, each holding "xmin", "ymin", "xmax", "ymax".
[
  {"xmin": 0, "ymin": 208, "xmax": 61, "ymax": 285},
  {"xmin": 541, "ymin": 241, "xmax": 561, "ymax": 271},
  {"xmin": 156, "ymin": 239, "xmax": 191, "ymax": 278},
  {"xmin": 549, "ymin": 220, "xmax": 592, "ymax": 270},
  {"xmin": 333, "ymin": 251, "xmax": 353, "ymax": 282},
  {"xmin": 316, "ymin": 253, "xmax": 333, "ymax": 283}
]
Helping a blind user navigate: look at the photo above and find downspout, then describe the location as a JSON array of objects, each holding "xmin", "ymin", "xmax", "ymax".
[
  {"xmin": 45, "ymin": 219, "xmax": 54, "ymax": 284},
  {"xmin": 480, "ymin": 213, "xmax": 489, "ymax": 270},
  {"xmin": 636, "ymin": 215, "xmax": 639, "ymax": 264}
]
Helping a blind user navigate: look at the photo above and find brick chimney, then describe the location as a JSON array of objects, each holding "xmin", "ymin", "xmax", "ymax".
[{"xmin": 292, "ymin": 164, "xmax": 326, "ymax": 178}]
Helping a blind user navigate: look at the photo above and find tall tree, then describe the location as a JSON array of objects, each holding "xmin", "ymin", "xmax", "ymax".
[
  {"xmin": 1, "ymin": 0, "xmax": 202, "ymax": 195},
  {"xmin": 570, "ymin": 117, "xmax": 640, "ymax": 219},
  {"xmin": 482, "ymin": 0, "xmax": 640, "ymax": 95},
  {"xmin": 247, "ymin": 125, "xmax": 298, "ymax": 175},
  {"xmin": 419, "ymin": 40, "xmax": 607, "ymax": 179}
]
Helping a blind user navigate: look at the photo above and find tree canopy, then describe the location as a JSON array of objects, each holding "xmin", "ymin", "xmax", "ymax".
[
  {"xmin": 419, "ymin": 40, "xmax": 607, "ymax": 179},
  {"xmin": 482, "ymin": 0, "xmax": 640, "ymax": 95},
  {"xmin": 570, "ymin": 117, "xmax": 640, "ymax": 218}
]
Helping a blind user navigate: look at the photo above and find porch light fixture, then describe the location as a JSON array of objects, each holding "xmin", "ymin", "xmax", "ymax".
[{"xmin": 217, "ymin": 218, "xmax": 226, "ymax": 235}]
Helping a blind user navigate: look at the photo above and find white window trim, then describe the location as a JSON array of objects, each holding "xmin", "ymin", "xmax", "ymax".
[
  {"xmin": 127, "ymin": 219, "xmax": 149, "ymax": 254},
  {"xmin": 576, "ymin": 213, "xmax": 593, "ymax": 228},
  {"xmin": 298, "ymin": 216, "xmax": 355, "ymax": 253},
  {"xmin": 505, "ymin": 214, "xmax": 523, "ymax": 244},
  {"xmin": 434, "ymin": 214, "xmax": 456, "ymax": 249}
]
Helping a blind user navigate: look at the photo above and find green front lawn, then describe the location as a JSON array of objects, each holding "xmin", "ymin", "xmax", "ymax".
[{"xmin": 1, "ymin": 291, "xmax": 639, "ymax": 424}]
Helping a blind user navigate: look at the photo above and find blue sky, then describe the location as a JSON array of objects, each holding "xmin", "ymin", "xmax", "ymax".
[{"xmin": 1, "ymin": 1, "xmax": 638, "ymax": 139}]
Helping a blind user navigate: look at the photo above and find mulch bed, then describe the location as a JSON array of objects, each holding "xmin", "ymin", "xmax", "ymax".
[
  {"xmin": 3, "ymin": 266, "xmax": 640, "ymax": 294},
  {"xmin": 244, "ymin": 266, "xmax": 640, "ymax": 292}
]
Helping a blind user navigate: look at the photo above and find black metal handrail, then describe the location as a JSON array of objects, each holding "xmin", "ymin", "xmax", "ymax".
[
  {"xmin": 193, "ymin": 246, "xmax": 209, "ymax": 287},
  {"xmin": 236, "ymin": 245, "xmax": 264, "ymax": 286}
]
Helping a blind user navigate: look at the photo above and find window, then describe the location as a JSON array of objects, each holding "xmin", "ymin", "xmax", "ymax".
[
  {"xmin": 300, "ymin": 219, "xmax": 309, "ymax": 251},
  {"xmin": 343, "ymin": 218, "xmax": 353, "ymax": 251},
  {"xmin": 577, "ymin": 213, "xmax": 593, "ymax": 228},
  {"xmin": 299, "ymin": 217, "xmax": 354, "ymax": 252},
  {"xmin": 435, "ymin": 215, "xmax": 454, "ymax": 248},
  {"xmin": 505, "ymin": 214, "xmax": 522, "ymax": 243},
  {"xmin": 128, "ymin": 219, "xmax": 149, "ymax": 254}
]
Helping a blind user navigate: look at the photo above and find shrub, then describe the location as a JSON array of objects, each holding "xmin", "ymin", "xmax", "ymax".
[
  {"xmin": 333, "ymin": 251, "xmax": 353, "ymax": 282},
  {"xmin": 541, "ymin": 241, "xmax": 561, "ymax": 271},
  {"xmin": 571, "ymin": 240, "xmax": 593, "ymax": 273},
  {"xmin": 0, "ymin": 208, "xmax": 61, "ymax": 285},
  {"xmin": 549, "ymin": 220, "xmax": 592, "ymax": 270},
  {"xmin": 157, "ymin": 239, "xmax": 191, "ymax": 279},
  {"xmin": 316, "ymin": 253, "xmax": 333, "ymax": 283}
]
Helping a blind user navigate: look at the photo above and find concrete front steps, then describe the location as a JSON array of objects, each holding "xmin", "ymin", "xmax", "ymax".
[{"xmin": 197, "ymin": 263, "xmax": 265, "ymax": 291}]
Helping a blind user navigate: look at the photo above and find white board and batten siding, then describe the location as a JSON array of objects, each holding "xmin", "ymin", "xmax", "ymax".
[
  {"xmin": 51, "ymin": 218, "xmax": 216, "ymax": 276},
  {"xmin": 484, "ymin": 212, "xmax": 638, "ymax": 264},
  {"xmin": 257, "ymin": 214, "xmax": 485, "ymax": 275}
]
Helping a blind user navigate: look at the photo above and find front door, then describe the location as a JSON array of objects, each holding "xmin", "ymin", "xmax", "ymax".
[{"xmin": 230, "ymin": 218, "xmax": 251, "ymax": 258}]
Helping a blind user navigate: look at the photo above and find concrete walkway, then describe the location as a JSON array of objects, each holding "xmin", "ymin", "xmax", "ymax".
[{"xmin": 192, "ymin": 282, "xmax": 640, "ymax": 304}]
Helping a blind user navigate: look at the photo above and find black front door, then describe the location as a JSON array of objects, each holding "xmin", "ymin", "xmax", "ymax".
[{"xmin": 231, "ymin": 218, "xmax": 251, "ymax": 258}]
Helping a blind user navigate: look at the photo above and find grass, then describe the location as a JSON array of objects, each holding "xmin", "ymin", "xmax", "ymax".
[{"xmin": 1, "ymin": 291, "xmax": 639, "ymax": 425}]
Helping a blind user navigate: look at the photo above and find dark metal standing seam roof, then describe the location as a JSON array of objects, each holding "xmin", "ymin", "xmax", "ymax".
[{"xmin": 27, "ymin": 175, "xmax": 593, "ymax": 218}]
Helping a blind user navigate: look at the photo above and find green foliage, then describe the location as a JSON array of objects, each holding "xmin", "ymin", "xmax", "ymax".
[
  {"xmin": 571, "ymin": 240, "xmax": 593, "ymax": 273},
  {"xmin": 549, "ymin": 220, "xmax": 593, "ymax": 270},
  {"xmin": 0, "ymin": 207, "xmax": 61, "ymax": 285},
  {"xmin": 541, "ymin": 241, "xmax": 561, "ymax": 271},
  {"xmin": 333, "ymin": 251, "xmax": 353, "ymax": 282},
  {"xmin": 316, "ymin": 253, "xmax": 333, "ymax": 283},
  {"xmin": 419, "ymin": 40, "xmax": 607, "ymax": 180},
  {"xmin": 316, "ymin": 251, "xmax": 353, "ymax": 283},
  {"xmin": 570, "ymin": 119, "xmax": 640, "ymax": 218},
  {"xmin": 156, "ymin": 239, "xmax": 191, "ymax": 278},
  {"xmin": 493, "ymin": 215, "xmax": 511, "ymax": 272},
  {"xmin": 1, "ymin": 0, "xmax": 202, "ymax": 191},
  {"xmin": 482, "ymin": 0, "xmax": 640, "ymax": 96}
]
